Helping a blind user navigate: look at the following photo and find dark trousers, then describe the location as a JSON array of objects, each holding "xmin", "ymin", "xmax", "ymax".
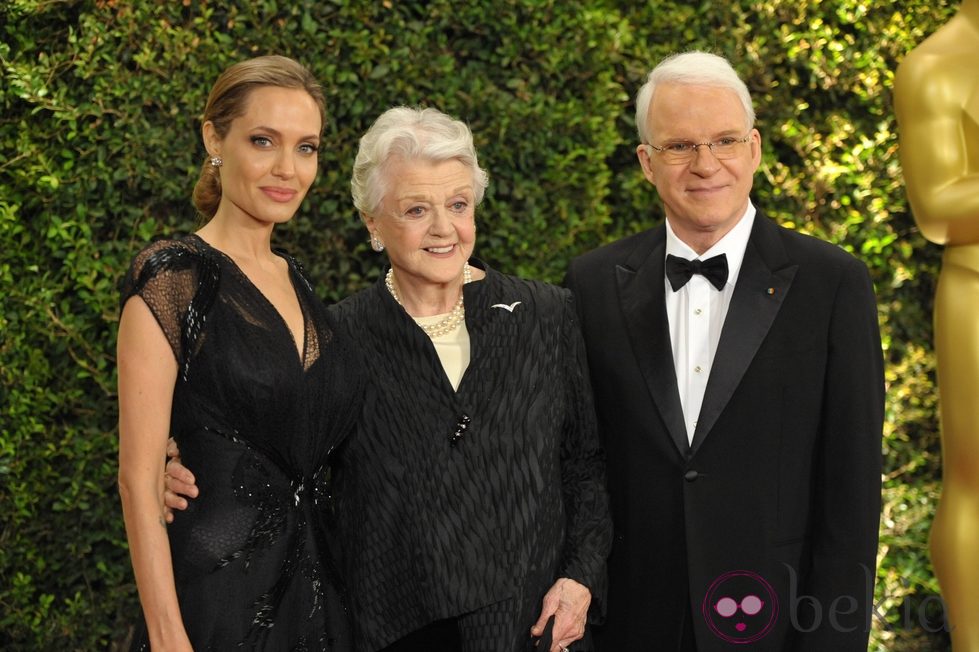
[
  {"xmin": 381, "ymin": 617, "xmax": 462, "ymax": 652},
  {"xmin": 681, "ymin": 601, "xmax": 698, "ymax": 652},
  {"xmin": 380, "ymin": 596, "xmax": 541, "ymax": 652}
]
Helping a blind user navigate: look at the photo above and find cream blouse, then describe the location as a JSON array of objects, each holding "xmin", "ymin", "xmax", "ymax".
[{"xmin": 413, "ymin": 313, "xmax": 471, "ymax": 390}]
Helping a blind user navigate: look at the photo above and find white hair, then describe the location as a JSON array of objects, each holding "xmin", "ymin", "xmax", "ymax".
[
  {"xmin": 634, "ymin": 51, "xmax": 755, "ymax": 143},
  {"xmin": 350, "ymin": 106, "xmax": 489, "ymax": 216}
]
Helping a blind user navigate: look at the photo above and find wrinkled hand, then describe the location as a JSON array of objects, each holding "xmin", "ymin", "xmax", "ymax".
[
  {"xmin": 163, "ymin": 437, "xmax": 197, "ymax": 523},
  {"xmin": 530, "ymin": 577, "xmax": 591, "ymax": 652}
]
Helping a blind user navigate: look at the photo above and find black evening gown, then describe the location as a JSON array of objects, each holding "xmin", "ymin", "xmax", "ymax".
[{"xmin": 121, "ymin": 234, "xmax": 362, "ymax": 651}]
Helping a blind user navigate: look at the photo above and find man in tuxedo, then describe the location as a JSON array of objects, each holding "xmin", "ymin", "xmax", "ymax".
[{"xmin": 564, "ymin": 51, "xmax": 884, "ymax": 651}]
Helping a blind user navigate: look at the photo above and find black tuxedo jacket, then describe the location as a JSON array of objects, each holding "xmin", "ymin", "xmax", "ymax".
[{"xmin": 565, "ymin": 213, "xmax": 884, "ymax": 651}]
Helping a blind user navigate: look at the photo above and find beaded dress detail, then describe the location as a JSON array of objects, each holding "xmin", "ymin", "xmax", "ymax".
[{"xmin": 120, "ymin": 235, "xmax": 363, "ymax": 651}]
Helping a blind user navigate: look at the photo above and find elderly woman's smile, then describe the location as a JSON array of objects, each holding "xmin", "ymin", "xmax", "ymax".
[{"xmin": 425, "ymin": 245, "xmax": 456, "ymax": 254}]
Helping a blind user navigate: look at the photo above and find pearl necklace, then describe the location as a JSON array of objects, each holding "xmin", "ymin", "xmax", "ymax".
[{"xmin": 385, "ymin": 264, "xmax": 472, "ymax": 338}]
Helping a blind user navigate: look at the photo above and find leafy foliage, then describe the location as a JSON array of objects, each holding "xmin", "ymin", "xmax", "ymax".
[{"xmin": 0, "ymin": 0, "xmax": 955, "ymax": 649}]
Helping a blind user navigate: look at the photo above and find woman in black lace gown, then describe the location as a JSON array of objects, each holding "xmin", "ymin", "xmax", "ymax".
[{"xmin": 117, "ymin": 56, "xmax": 361, "ymax": 651}]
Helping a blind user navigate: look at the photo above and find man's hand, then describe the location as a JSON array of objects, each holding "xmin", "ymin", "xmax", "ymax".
[
  {"xmin": 530, "ymin": 577, "xmax": 591, "ymax": 652},
  {"xmin": 163, "ymin": 437, "xmax": 197, "ymax": 523}
]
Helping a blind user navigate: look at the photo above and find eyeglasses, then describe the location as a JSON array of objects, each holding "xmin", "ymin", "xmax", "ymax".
[
  {"xmin": 646, "ymin": 133, "xmax": 751, "ymax": 164},
  {"xmin": 714, "ymin": 595, "xmax": 764, "ymax": 617}
]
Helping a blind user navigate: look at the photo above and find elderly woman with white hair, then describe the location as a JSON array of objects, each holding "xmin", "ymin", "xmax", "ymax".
[
  {"xmin": 333, "ymin": 106, "xmax": 611, "ymax": 652},
  {"xmin": 166, "ymin": 106, "xmax": 611, "ymax": 652}
]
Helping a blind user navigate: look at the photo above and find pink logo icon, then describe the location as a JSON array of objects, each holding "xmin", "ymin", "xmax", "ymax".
[{"xmin": 702, "ymin": 570, "xmax": 779, "ymax": 644}]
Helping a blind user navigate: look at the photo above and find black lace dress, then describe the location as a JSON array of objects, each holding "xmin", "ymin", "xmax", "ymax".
[{"xmin": 121, "ymin": 234, "xmax": 362, "ymax": 651}]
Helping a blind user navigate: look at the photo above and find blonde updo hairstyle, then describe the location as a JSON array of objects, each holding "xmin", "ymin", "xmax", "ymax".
[
  {"xmin": 350, "ymin": 106, "xmax": 489, "ymax": 218},
  {"xmin": 192, "ymin": 55, "xmax": 326, "ymax": 219}
]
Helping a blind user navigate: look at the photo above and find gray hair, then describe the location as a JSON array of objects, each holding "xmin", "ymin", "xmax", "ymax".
[
  {"xmin": 351, "ymin": 106, "xmax": 490, "ymax": 216},
  {"xmin": 634, "ymin": 51, "xmax": 755, "ymax": 144}
]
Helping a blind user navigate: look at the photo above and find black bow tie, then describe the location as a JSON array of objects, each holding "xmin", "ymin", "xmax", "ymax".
[{"xmin": 665, "ymin": 253, "xmax": 729, "ymax": 291}]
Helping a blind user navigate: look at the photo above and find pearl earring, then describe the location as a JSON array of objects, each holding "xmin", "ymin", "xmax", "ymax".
[{"xmin": 370, "ymin": 233, "xmax": 384, "ymax": 252}]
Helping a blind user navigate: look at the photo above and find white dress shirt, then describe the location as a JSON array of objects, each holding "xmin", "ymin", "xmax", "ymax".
[{"xmin": 665, "ymin": 203, "xmax": 756, "ymax": 444}]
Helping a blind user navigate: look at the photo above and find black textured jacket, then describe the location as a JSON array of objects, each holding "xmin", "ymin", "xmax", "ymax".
[{"xmin": 329, "ymin": 261, "xmax": 612, "ymax": 651}]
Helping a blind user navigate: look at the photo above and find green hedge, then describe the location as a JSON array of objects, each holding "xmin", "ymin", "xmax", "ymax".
[{"xmin": 0, "ymin": 1, "xmax": 955, "ymax": 649}]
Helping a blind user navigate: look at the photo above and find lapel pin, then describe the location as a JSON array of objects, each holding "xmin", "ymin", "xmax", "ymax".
[
  {"xmin": 766, "ymin": 287, "xmax": 775, "ymax": 295},
  {"xmin": 491, "ymin": 301, "xmax": 522, "ymax": 312}
]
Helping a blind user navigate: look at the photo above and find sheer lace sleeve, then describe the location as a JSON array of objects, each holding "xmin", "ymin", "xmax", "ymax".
[{"xmin": 119, "ymin": 237, "xmax": 220, "ymax": 379}]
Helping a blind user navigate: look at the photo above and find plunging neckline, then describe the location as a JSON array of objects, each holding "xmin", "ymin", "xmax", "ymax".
[{"xmin": 189, "ymin": 234, "xmax": 308, "ymax": 367}]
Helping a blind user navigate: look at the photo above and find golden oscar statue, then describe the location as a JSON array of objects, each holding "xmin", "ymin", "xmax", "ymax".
[{"xmin": 895, "ymin": 0, "xmax": 979, "ymax": 647}]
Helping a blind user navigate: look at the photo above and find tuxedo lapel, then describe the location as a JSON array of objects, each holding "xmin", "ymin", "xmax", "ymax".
[
  {"xmin": 690, "ymin": 215, "xmax": 798, "ymax": 455},
  {"xmin": 615, "ymin": 229, "xmax": 690, "ymax": 457}
]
